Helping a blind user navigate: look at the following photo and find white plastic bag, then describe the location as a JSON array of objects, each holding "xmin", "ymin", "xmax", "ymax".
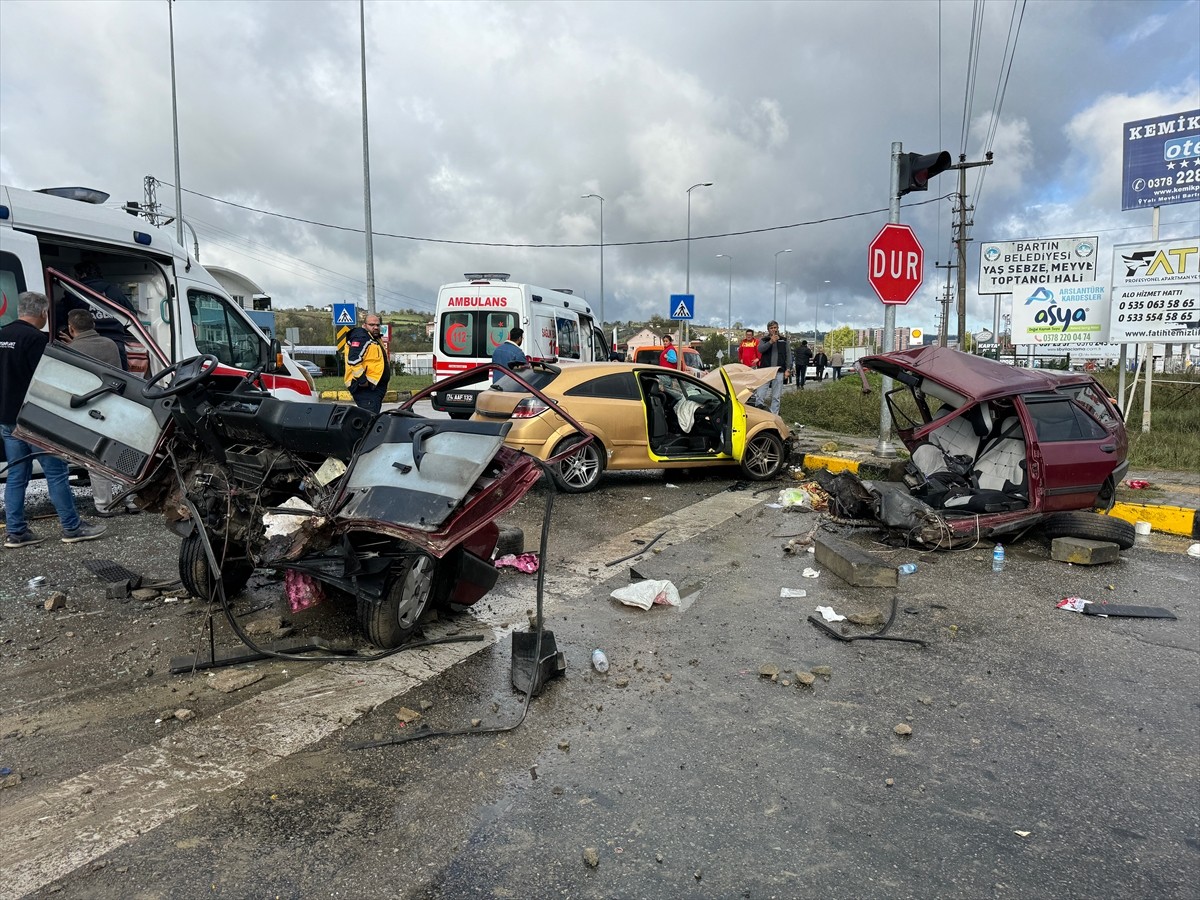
[
  {"xmin": 777, "ymin": 487, "xmax": 815, "ymax": 510},
  {"xmin": 610, "ymin": 579, "xmax": 681, "ymax": 610}
]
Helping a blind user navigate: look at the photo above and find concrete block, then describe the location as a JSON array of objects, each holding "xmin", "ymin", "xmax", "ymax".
[
  {"xmin": 814, "ymin": 532, "xmax": 898, "ymax": 588},
  {"xmin": 1051, "ymin": 536, "xmax": 1121, "ymax": 566}
]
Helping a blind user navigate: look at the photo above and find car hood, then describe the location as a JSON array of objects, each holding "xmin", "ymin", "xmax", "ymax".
[{"xmin": 703, "ymin": 364, "xmax": 777, "ymax": 403}]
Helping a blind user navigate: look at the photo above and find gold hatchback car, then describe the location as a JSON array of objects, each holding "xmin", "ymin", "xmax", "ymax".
[{"xmin": 472, "ymin": 362, "xmax": 792, "ymax": 492}]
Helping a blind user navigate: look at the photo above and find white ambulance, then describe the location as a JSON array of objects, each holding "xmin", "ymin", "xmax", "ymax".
[
  {"xmin": 0, "ymin": 183, "xmax": 312, "ymax": 396},
  {"xmin": 431, "ymin": 273, "xmax": 609, "ymax": 418}
]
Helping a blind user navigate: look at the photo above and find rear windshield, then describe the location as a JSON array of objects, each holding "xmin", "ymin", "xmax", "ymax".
[{"xmin": 490, "ymin": 369, "xmax": 560, "ymax": 392}]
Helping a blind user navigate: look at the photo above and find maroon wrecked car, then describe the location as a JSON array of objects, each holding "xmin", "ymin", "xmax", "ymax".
[{"xmin": 825, "ymin": 347, "xmax": 1134, "ymax": 549}]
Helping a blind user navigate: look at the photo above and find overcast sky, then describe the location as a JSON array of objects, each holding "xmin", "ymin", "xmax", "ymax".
[{"xmin": 2, "ymin": 0, "xmax": 1198, "ymax": 336}]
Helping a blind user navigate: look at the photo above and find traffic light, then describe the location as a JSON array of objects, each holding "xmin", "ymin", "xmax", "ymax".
[{"xmin": 898, "ymin": 151, "xmax": 952, "ymax": 195}]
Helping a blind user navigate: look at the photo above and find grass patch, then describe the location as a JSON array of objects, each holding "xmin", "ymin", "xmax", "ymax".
[{"xmin": 782, "ymin": 369, "xmax": 1199, "ymax": 473}]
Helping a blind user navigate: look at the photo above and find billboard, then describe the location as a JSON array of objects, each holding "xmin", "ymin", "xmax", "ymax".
[
  {"xmin": 977, "ymin": 236, "xmax": 1098, "ymax": 294},
  {"xmin": 1012, "ymin": 283, "xmax": 1111, "ymax": 346},
  {"xmin": 1108, "ymin": 237, "xmax": 1200, "ymax": 342},
  {"xmin": 1121, "ymin": 109, "xmax": 1200, "ymax": 211}
]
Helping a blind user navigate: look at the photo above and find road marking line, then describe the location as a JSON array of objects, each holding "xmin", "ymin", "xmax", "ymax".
[{"xmin": 0, "ymin": 489, "xmax": 763, "ymax": 898}]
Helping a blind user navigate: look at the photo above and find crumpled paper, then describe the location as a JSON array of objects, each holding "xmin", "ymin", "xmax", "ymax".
[
  {"xmin": 816, "ymin": 605, "xmax": 845, "ymax": 622},
  {"xmin": 610, "ymin": 579, "xmax": 681, "ymax": 610},
  {"xmin": 1056, "ymin": 596, "xmax": 1092, "ymax": 613},
  {"xmin": 495, "ymin": 552, "xmax": 540, "ymax": 573}
]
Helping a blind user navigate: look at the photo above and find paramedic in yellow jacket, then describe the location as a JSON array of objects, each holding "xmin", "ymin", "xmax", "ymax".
[{"xmin": 343, "ymin": 314, "xmax": 390, "ymax": 414}]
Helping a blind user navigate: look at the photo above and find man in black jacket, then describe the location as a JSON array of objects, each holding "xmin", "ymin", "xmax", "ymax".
[
  {"xmin": 755, "ymin": 321, "xmax": 790, "ymax": 414},
  {"xmin": 794, "ymin": 340, "xmax": 814, "ymax": 388},
  {"xmin": 1, "ymin": 292, "xmax": 106, "ymax": 547}
]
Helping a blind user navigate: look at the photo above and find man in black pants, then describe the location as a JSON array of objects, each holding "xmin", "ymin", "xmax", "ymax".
[{"xmin": 794, "ymin": 340, "xmax": 813, "ymax": 388}]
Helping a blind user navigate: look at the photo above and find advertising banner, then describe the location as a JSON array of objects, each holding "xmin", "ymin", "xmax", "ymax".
[
  {"xmin": 1121, "ymin": 109, "xmax": 1200, "ymax": 211},
  {"xmin": 1108, "ymin": 237, "xmax": 1200, "ymax": 342},
  {"xmin": 1012, "ymin": 283, "xmax": 1111, "ymax": 346},
  {"xmin": 977, "ymin": 236, "xmax": 1098, "ymax": 294}
]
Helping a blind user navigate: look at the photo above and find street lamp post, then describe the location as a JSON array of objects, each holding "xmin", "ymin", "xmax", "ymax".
[
  {"xmin": 773, "ymin": 249, "xmax": 793, "ymax": 321},
  {"xmin": 717, "ymin": 253, "xmax": 733, "ymax": 360},
  {"xmin": 822, "ymin": 301, "xmax": 843, "ymax": 344},
  {"xmin": 684, "ymin": 182, "xmax": 713, "ymax": 369},
  {"xmin": 778, "ymin": 282, "xmax": 788, "ymax": 336},
  {"xmin": 581, "ymin": 193, "xmax": 605, "ymax": 330},
  {"xmin": 815, "ymin": 279, "xmax": 830, "ymax": 342}
]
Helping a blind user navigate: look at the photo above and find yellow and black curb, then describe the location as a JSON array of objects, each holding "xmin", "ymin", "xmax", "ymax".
[
  {"xmin": 799, "ymin": 452, "xmax": 1200, "ymax": 539},
  {"xmin": 318, "ymin": 389, "xmax": 412, "ymax": 403}
]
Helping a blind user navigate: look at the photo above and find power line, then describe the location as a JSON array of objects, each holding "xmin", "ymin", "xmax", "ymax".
[{"xmin": 154, "ymin": 178, "xmax": 948, "ymax": 249}]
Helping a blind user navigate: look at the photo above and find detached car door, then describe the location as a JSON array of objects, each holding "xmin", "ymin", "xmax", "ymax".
[{"xmin": 14, "ymin": 269, "xmax": 172, "ymax": 486}]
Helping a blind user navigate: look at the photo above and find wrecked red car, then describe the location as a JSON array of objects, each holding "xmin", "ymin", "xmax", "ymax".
[
  {"xmin": 14, "ymin": 297, "xmax": 550, "ymax": 649},
  {"xmin": 825, "ymin": 347, "xmax": 1134, "ymax": 549}
]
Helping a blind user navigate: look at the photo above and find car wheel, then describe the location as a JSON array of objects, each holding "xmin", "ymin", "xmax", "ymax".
[
  {"xmin": 495, "ymin": 524, "xmax": 525, "ymax": 556},
  {"xmin": 358, "ymin": 553, "xmax": 437, "ymax": 648},
  {"xmin": 739, "ymin": 431, "xmax": 786, "ymax": 480},
  {"xmin": 1041, "ymin": 511, "xmax": 1136, "ymax": 550},
  {"xmin": 178, "ymin": 532, "xmax": 253, "ymax": 601},
  {"xmin": 551, "ymin": 436, "xmax": 605, "ymax": 493}
]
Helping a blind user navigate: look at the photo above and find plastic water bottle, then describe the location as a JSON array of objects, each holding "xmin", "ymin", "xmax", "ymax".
[
  {"xmin": 591, "ymin": 648, "xmax": 610, "ymax": 673},
  {"xmin": 992, "ymin": 543, "xmax": 1006, "ymax": 573},
  {"xmin": 897, "ymin": 563, "xmax": 917, "ymax": 575}
]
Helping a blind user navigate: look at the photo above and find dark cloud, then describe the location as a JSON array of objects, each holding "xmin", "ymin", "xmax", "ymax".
[{"xmin": 2, "ymin": 0, "xmax": 1197, "ymax": 336}]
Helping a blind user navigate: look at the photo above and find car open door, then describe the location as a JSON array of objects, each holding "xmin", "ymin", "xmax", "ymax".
[{"xmin": 14, "ymin": 269, "xmax": 173, "ymax": 486}]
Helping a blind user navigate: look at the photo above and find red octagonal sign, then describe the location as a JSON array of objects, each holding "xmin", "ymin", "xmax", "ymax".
[{"xmin": 868, "ymin": 223, "xmax": 924, "ymax": 305}]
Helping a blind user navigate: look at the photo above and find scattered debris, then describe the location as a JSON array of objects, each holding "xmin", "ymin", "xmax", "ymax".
[
  {"xmin": 802, "ymin": 567, "xmax": 820, "ymax": 578},
  {"xmin": 173, "ymin": 709, "xmax": 195, "ymax": 722},
  {"xmin": 583, "ymin": 847, "xmax": 600, "ymax": 868},
  {"xmin": 811, "ymin": 666, "xmax": 832, "ymax": 678},
  {"xmin": 1125, "ymin": 479, "xmax": 1150, "ymax": 489},
  {"xmin": 418, "ymin": 700, "xmax": 434, "ymax": 711},
  {"xmin": 1014, "ymin": 830, "xmax": 1031, "ymax": 838},
  {"xmin": 395, "ymin": 707, "xmax": 422, "ymax": 724},
  {"xmin": 759, "ymin": 664, "xmax": 781, "ymax": 680},
  {"xmin": 885, "ymin": 778, "xmax": 895, "ymax": 787},
  {"xmin": 208, "ymin": 670, "xmax": 265, "ymax": 694},
  {"xmin": 1084, "ymin": 602, "xmax": 1176, "ymax": 620},
  {"xmin": 894, "ymin": 723, "xmax": 913, "ymax": 736},
  {"xmin": 43, "ymin": 592, "xmax": 67, "ymax": 611},
  {"xmin": 558, "ymin": 739, "xmax": 570, "ymax": 751},
  {"xmin": 284, "ymin": 569, "xmax": 325, "ymax": 613},
  {"xmin": 611, "ymin": 579, "xmax": 680, "ymax": 610},
  {"xmin": 779, "ymin": 588, "xmax": 807, "ymax": 598},
  {"xmin": 848, "ymin": 611, "xmax": 886, "ymax": 626},
  {"xmin": 815, "ymin": 606, "xmax": 845, "ymax": 622},
  {"xmin": 795, "ymin": 672, "xmax": 816, "ymax": 686},
  {"xmin": 494, "ymin": 552, "xmax": 540, "ymax": 573}
]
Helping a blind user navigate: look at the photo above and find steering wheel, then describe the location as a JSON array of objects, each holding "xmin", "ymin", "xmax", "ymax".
[{"xmin": 142, "ymin": 354, "xmax": 221, "ymax": 400}]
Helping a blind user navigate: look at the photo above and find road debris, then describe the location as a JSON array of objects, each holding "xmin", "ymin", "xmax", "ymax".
[{"xmin": 611, "ymin": 579, "xmax": 680, "ymax": 610}]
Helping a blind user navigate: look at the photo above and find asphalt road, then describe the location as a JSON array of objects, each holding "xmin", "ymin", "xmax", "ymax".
[{"xmin": 2, "ymin": 465, "xmax": 1198, "ymax": 899}]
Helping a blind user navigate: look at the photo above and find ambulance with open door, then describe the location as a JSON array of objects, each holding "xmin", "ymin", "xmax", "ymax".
[{"xmin": 431, "ymin": 273, "xmax": 608, "ymax": 418}]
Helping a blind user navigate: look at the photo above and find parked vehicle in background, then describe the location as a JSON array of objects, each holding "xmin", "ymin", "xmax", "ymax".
[
  {"xmin": 473, "ymin": 362, "xmax": 792, "ymax": 492},
  {"xmin": 294, "ymin": 359, "xmax": 323, "ymax": 379},
  {"xmin": 821, "ymin": 346, "xmax": 1134, "ymax": 549},
  {"xmin": 431, "ymin": 274, "xmax": 609, "ymax": 418},
  {"xmin": 631, "ymin": 344, "xmax": 704, "ymax": 376},
  {"xmin": 0, "ymin": 183, "xmax": 311, "ymax": 397}
]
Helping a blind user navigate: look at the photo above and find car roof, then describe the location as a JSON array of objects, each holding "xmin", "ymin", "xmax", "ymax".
[{"xmin": 861, "ymin": 346, "xmax": 1098, "ymax": 403}]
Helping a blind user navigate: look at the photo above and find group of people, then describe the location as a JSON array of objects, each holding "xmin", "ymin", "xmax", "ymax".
[{"xmin": 736, "ymin": 326, "xmax": 845, "ymax": 414}]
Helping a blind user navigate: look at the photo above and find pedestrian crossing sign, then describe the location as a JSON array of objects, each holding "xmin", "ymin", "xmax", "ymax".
[
  {"xmin": 669, "ymin": 294, "xmax": 694, "ymax": 320},
  {"xmin": 333, "ymin": 303, "xmax": 357, "ymax": 327}
]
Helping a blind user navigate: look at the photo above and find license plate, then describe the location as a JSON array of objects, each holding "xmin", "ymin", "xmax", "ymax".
[{"xmin": 444, "ymin": 392, "xmax": 474, "ymax": 403}]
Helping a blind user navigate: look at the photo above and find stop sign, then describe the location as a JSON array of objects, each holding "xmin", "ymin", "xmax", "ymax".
[{"xmin": 868, "ymin": 223, "xmax": 924, "ymax": 304}]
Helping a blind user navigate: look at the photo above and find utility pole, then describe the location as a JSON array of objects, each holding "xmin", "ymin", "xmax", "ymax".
[
  {"xmin": 934, "ymin": 261, "xmax": 955, "ymax": 347},
  {"xmin": 948, "ymin": 153, "xmax": 993, "ymax": 349}
]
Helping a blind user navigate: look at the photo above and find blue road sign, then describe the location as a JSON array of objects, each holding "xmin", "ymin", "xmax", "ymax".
[
  {"xmin": 669, "ymin": 294, "xmax": 695, "ymax": 320},
  {"xmin": 1122, "ymin": 108, "xmax": 1200, "ymax": 210},
  {"xmin": 332, "ymin": 303, "xmax": 357, "ymax": 327}
]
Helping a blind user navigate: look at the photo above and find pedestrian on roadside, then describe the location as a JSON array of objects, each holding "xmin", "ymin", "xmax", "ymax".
[
  {"xmin": 1, "ymin": 292, "xmax": 106, "ymax": 548},
  {"xmin": 814, "ymin": 347, "xmax": 829, "ymax": 381},
  {"xmin": 738, "ymin": 329, "xmax": 760, "ymax": 368},
  {"xmin": 343, "ymin": 313, "xmax": 390, "ymax": 414},
  {"xmin": 658, "ymin": 335, "xmax": 679, "ymax": 369},
  {"xmin": 65, "ymin": 309, "xmax": 140, "ymax": 517},
  {"xmin": 754, "ymin": 321, "xmax": 789, "ymax": 415},
  {"xmin": 491, "ymin": 326, "xmax": 529, "ymax": 381},
  {"xmin": 794, "ymin": 339, "xmax": 813, "ymax": 388},
  {"xmin": 830, "ymin": 350, "xmax": 845, "ymax": 380}
]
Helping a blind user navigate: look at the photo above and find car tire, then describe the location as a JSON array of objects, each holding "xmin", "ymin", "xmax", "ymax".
[
  {"xmin": 495, "ymin": 524, "xmax": 524, "ymax": 556},
  {"xmin": 358, "ymin": 553, "xmax": 437, "ymax": 648},
  {"xmin": 739, "ymin": 431, "xmax": 786, "ymax": 481},
  {"xmin": 178, "ymin": 532, "xmax": 253, "ymax": 601},
  {"xmin": 1041, "ymin": 511, "xmax": 1136, "ymax": 550},
  {"xmin": 551, "ymin": 436, "xmax": 605, "ymax": 493}
]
